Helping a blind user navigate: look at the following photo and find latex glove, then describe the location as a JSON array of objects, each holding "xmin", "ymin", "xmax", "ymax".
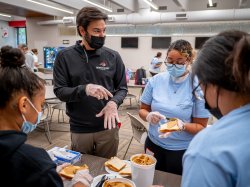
[
  {"xmin": 176, "ymin": 118, "xmax": 185, "ymax": 131},
  {"xmin": 72, "ymin": 169, "xmax": 93, "ymax": 187},
  {"xmin": 146, "ymin": 111, "xmax": 166, "ymax": 124},
  {"xmin": 56, "ymin": 163, "xmax": 71, "ymax": 173},
  {"xmin": 96, "ymin": 101, "xmax": 120, "ymax": 129},
  {"xmin": 85, "ymin": 84, "xmax": 113, "ymax": 100}
]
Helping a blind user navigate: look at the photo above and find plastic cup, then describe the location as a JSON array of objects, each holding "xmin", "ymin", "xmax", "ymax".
[{"xmin": 130, "ymin": 154, "xmax": 157, "ymax": 187}]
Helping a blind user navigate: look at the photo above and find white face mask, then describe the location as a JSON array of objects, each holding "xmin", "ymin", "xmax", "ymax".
[{"xmin": 21, "ymin": 99, "xmax": 42, "ymax": 134}]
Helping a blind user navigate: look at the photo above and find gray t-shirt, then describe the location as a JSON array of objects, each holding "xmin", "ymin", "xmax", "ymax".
[{"xmin": 25, "ymin": 51, "xmax": 35, "ymax": 71}]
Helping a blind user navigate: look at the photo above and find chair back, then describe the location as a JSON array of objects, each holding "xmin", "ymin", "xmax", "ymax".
[{"xmin": 127, "ymin": 112, "xmax": 148, "ymax": 144}]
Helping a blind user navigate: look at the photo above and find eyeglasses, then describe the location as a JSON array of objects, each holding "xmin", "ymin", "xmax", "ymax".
[
  {"xmin": 192, "ymin": 82, "xmax": 205, "ymax": 100},
  {"xmin": 164, "ymin": 58, "xmax": 187, "ymax": 69}
]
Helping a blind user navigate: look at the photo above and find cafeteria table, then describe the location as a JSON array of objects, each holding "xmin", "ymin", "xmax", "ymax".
[{"xmin": 64, "ymin": 154, "xmax": 181, "ymax": 187}]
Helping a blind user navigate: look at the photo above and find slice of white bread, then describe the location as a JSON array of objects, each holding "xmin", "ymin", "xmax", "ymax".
[
  {"xmin": 159, "ymin": 118, "xmax": 180, "ymax": 133},
  {"xmin": 59, "ymin": 164, "xmax": 88, "ymax": 179},
  {"xmin": 119, "ymin": 167, "xmax": 131, "ymax": 176},
  {"xmin": 104, "ymin": 157, "xmax": 126, "ymax": 172}
]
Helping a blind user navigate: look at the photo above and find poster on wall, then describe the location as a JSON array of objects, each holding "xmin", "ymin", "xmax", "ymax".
[{"xmin": 2, "ymin": 27, "xmax": 8, "ymax": 38}]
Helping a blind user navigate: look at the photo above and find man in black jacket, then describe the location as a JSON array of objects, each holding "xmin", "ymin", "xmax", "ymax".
[{"xmin": 53, "ymin": 7, "xmax": 128, "ymax": 158}]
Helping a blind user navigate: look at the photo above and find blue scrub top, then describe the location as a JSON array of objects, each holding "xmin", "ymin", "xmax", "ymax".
[
  {"xmin": 140, "ymin": 71, "xmax": 209, "ymax": 150},
  {"xmin": 182, "ymin": 104, "xmax": 250, "ymax": 187}
]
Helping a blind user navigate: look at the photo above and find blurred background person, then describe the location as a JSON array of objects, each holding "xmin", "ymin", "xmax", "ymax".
[
  {"xmin": 182, "ymin": 30, "xmax": 250, "ymax": 186},
  {"xmin": 18, "ymin": 44, "xmax": 35, "ymax": 71},
  {"xmin": 149, "ymin": 52, "xmax": 163, "ymax": 77},
  {"xmin": 0, "ymin": 46, "xmax": 92, "ymax": 187},
  {"xmin": 139, "ymin": 39, "xmax": 209, "ymax": 175},
  {"xmin": 31, "ymin": 48, "xmax": 40, "ymax": 69}
]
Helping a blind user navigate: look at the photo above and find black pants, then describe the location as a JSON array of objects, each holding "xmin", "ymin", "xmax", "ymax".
[{"xmin": 144, "ymin": 137, "xmax": 185, "ymax": 175}]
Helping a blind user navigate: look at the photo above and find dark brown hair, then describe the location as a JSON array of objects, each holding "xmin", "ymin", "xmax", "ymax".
[
  {"xmin": 156, "ymin": 52, "xmax": 162, "ymax": 58},
  {"xmin": 0, "ymin": 46, "xmax": 45, "ymax": 108},
  {"xmin": 76, "ymin": 7, "xmax": 108, "ymax": 36},
  {"xmin": 167, "ymin": 39, "xmax": 193, "ymax": 58},
  {"xmin": 193, "ymin": 30, "xmax": 250, "ymax": 94}
]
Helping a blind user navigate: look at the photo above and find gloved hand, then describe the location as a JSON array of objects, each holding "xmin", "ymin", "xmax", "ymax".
[
  {"xmin": 72, "ymin": 169, "xmax": 93, "ymax": 187},
  {"xmin": 96, "ymin": 101, "xmax": 120, "ymax": 129},
  {"xmin": 176, "ymin": 118, "xmax": 185, "ymax": 131},
  {"xmin": 56, "ymin": 163, "xmax": 71, "ymax": 173},
  {"xmin": 146, "ymin": 111, "xmax": 166, "ymax": 124},
  {"xmin": 85, "ymin": 84, "xmax": 113, "ymax": 100},
  {"xmin": 158, "ymin": 118, "xmax": 185, "ymax": 138}
]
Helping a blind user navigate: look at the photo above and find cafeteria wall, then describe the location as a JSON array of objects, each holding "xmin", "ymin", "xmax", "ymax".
[
  {"xmin": 26, "ymin": 17, "xmax": 250, "ymax": 72},
  {"xmin": 0, "ymin": 20, "xmax": 16, "ymax": 47}
]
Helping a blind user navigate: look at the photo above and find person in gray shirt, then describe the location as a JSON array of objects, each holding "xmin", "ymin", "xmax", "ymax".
[{"xmin": 18, "ymin": 44, "xmax": 35, "ymax": 71}]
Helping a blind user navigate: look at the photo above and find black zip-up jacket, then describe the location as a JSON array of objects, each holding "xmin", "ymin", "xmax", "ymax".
[
  {"xmin": 53, "ymin": 41, "xmax": 128, "ymax": 133},
  {"xmin": 0, "ymin": 130, "xmax": 63, "ymax": 187}
]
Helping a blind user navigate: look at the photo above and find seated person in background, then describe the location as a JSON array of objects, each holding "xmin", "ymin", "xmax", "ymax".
[
  {"xmin": 139, "ymin": 40, "xmax": 209, "ymax": 175},
  {"xmin": 0, "ymin": 46, "xmax": 92, "ymax": 187},
  {"xmin": 149, "ymin": 52, "xmax": 163, "ymax": 76},
  {"xmin": 182, "ymin": 31, "xmax": 250, "ymax": 186}
]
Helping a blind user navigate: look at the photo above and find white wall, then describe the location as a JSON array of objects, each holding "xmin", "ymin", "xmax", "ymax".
[
  {"xmin": 26, "ymin": 18, "xmax": 209, "ymax": 71},
  {"xmin": 0, "ymin": 20, "xmax": 16, "ymax": 47}
]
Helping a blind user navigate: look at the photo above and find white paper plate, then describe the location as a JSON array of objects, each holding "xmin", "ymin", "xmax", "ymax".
[
  {"xmin": 105, "ymin": 160, "xmax": 131, "ymax": 177},
  {"xmin": 91, "ymin": 174, "xmax": 122, "ymax": 187}
]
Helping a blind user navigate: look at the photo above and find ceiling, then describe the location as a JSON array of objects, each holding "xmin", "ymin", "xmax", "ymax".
[{"xmin": 0, "ymin": 0, "xmax": 250, "ymax": 23}]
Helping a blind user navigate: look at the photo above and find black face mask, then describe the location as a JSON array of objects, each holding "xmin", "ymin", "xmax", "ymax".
[
  {"xmin": 85, "ymin": 32, "xmax": 105, "ymax": 49},
  {"xmin": 204, "ymin": 86, "xmax": 223, "ymax": 119}
]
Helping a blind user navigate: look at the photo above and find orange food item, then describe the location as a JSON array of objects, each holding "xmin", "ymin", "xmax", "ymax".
[
  {"xmin": 159, "ymin": 118, "xmax": 180, "ymax": 133},
  {"xmin": 59, "ymin": 164, "xmax": 88, "ymax": 179},
  {"xmin": 131, "ymin": 154, "xmax": 155, "ymax": 165}
]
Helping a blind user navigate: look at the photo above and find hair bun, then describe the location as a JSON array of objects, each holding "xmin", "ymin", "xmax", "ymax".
[{"xmin": 0, "ymin": 45, "xmax": 25, "ymax": 68}]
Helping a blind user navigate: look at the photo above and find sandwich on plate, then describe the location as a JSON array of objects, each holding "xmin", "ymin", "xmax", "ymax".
[{"xmin": 104, "ymin": 157, "xmax": 126, "ymax": 172}]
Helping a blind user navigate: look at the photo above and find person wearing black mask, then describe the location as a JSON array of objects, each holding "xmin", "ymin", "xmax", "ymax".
[
  {"xmin": 53, "ymin": 7, "xmax": 128, "ymax": 158},
  {"xmin": 182, "ymin": 30, "xmax": 250, "ymax": 186}
]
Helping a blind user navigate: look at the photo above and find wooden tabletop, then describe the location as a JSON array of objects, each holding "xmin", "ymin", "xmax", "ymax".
[{"xmin": 64, "ymin": 154, "xmax": 181, "ymax": 187}]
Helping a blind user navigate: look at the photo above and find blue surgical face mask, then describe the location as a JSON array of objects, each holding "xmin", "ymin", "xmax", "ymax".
[
  {"xmin": 21, "ymin": 99, "xmax": 43, "ymax": 134},
  {"xmin": 167, "ymin": 64, "xmax": 187, "ymax": 78}
]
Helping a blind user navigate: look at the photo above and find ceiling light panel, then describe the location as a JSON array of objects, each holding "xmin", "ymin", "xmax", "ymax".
[
  {"xmin": 26, "ymin": 0, "xmax": 74, "ymax": 14},
  {"xmin": 81, "ymin": 0, "xmax": 113, "ymax": 12}
]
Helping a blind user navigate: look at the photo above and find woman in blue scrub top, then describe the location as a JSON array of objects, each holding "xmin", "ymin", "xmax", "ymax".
[
  {"xmin": 139, "ymin": 39, "xmax": 210, "ymax": 175},
  {"xmin": 182, "ymin": 31, "xmax": 250, "ymax": 186}
]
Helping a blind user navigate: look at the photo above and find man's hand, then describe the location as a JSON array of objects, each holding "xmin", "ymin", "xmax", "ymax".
[
  {"xmin": 85, "ymin": 84, "xmax": 113, "ymax": 100},
  {"xmin": 96, "ymin": 101, "xmax": 120, "ymax": 129}
]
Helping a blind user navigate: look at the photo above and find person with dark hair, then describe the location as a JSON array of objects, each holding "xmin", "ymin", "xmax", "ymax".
[
  {"xmin": 182, "ymin": 30, "xmax": 250, "ymax": 186},
  {"xmin": 0, "ymin": 46, "xmax": 92, "ymax": 187},
  {"xmin": 53, "ymin": 7, "xmax": 127, "ymax": 158},
  {"xmin": 149, "ymin": 52, "xmax": 163, "ymax": 76},
  {"xmin": 139, "ymin": 39, "xmax": 209, "ymax": 175}
]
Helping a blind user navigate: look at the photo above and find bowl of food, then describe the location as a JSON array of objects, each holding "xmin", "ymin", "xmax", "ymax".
[{"xmin": 102, "ymin": 177, "xmax": 136, "ymax": 187}]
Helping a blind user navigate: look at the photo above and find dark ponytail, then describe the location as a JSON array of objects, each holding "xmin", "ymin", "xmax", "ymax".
[
  {"xmin": 232, "ymin": 36, "xmax": 250, "ymax": 93},
  {"xmin": 0, "ymin": 46, "xmax": 45, "ymax": 108}
]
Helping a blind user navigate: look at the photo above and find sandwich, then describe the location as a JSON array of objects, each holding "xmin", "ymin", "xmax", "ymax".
[
  {"xmin": 119, "ymin": 167, "xmax": 131, "ymax": 176},
  {"xmin": 59, "ymin": 164, "xmax": 88, "ymax": 179},
  {"xmin": 103, "ymin": 181, "xmax": 132, "ymax": 187},
  {"xmin": 159, "ymin": 118, "xmax": 180, "ymax": 133},
  {"xmin": 104, "ymin": 157, "xmax": 126, "ymax": 172}
]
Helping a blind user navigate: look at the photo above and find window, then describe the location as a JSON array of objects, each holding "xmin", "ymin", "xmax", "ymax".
[
  {"xmin": 195, "ymin": 37, "xmax": 210, "ymax": 49},
  {"xmin": 152, "ymin": 37, "xmax": 171, "ymax": 49},
  {"xmin": 121, "ymin": 37, "xmax": 138, "ymax": 48},
  {"xmin": 17, "ymin": 27, "xmax": 27, "ymax": 45}
]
